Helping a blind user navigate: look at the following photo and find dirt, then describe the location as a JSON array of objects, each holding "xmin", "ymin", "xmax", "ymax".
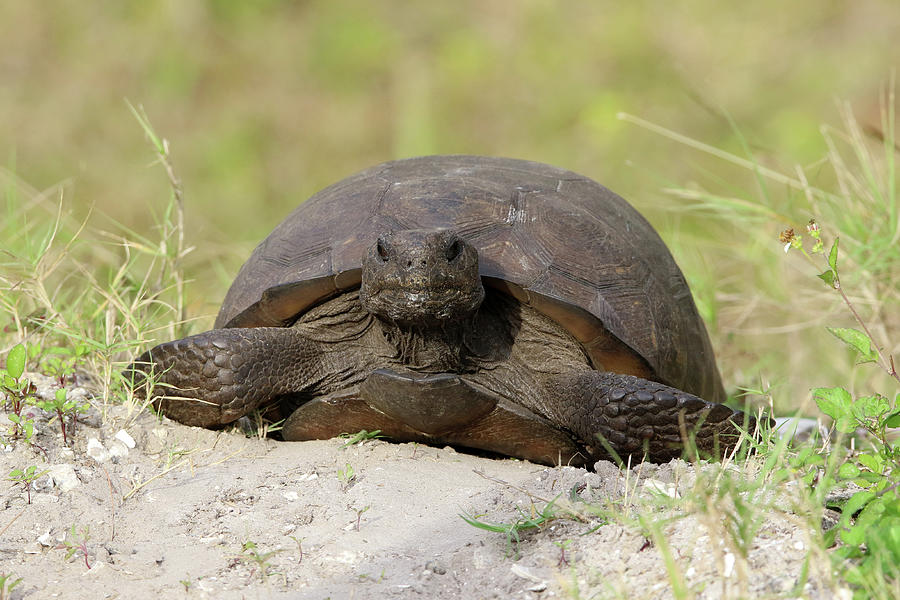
[{"xmin": 1, "ymin": 373, "xmax": 840, "ymax": 599}]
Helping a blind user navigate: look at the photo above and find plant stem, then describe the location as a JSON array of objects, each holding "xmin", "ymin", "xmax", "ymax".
[{"xmin": 833, "ymin": 274, "xmax": 900, "ymax": 384}]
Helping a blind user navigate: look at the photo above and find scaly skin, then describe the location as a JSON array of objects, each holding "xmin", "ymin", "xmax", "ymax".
[
  {"xmin": 126, "ymin": 327, "xmax": 327, "ymax": 427},
  {"xmin": 547, "ymin": 371, "xmax": 750, "ymax": 461}
]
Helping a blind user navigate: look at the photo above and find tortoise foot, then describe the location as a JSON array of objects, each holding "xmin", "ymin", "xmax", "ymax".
[
  {"xmin": 125, "ymin": 327, "xmax": 320, "ymax": 427},
  {"xmin": 551, "ymin": 371, "xmax": 755, "ymax": 462}
]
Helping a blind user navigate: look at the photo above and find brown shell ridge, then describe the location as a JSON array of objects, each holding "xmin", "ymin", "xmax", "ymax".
[{"xmin": 222, "ymin": 270, "xmax": 362, "ymax": 329}]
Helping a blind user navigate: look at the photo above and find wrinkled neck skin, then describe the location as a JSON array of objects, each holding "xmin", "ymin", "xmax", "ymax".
[{"xmin": 376, "ymin": 315, "xmax": 477, "ymax": 374}]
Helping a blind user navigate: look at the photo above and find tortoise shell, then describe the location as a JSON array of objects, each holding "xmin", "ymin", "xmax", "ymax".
[{"xmin": 215, "ymin": 155, "xmax": 725, "ymax": 403}]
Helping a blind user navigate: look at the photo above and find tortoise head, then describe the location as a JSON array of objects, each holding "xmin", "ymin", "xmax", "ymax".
[{"xmin": 360, "ymin": 229, "xmax": 485, "ymax": 326}]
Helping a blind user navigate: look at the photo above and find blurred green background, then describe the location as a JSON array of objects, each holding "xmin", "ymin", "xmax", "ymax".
[{"xmin": 2, "ymin": 1, "xmax": 898, "ymax": 411}]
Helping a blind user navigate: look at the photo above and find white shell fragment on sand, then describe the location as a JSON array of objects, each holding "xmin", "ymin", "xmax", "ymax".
[{"xmin": 115, "ymin": 429, "xmax": 136, "ymax": 448}]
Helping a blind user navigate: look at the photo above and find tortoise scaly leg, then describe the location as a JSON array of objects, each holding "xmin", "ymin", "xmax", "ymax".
[
  {"xmin": 125, "ymin": 328, "xmax": 326, "ymax": 427},
  {"xmin": 548, "ymin": 372, "xmax": 755, "ymax": 463}
]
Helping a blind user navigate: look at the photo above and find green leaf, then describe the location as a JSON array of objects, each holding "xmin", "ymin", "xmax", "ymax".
[
  {"xmin": 853, "ymin": 394, "xmax": 889, "ymax": 419},
  {"xmin": 843, "ymin": 490, "xmax": 876, "ymax": 516},
  {"xmin": 842, "ymin": 521, "xmax": 866, "ymax": 546},
  {"xmin": 6, "ymin": 343, "xmax": 26, "ymax": 380},
  {"xmin": 813, "ymin": 387, "xmax": 853, "ymax": 421},
  {"xmin": 55, "ymin": 388, "xmax": 67, "ymax": 403},
  {"xmin": 840, "ymin": 491, "xmax": 878, "ymax": 546},
  {"xmin": 816, "ymin": 269, "xmax": 836, "ymax": 287},
  {"xmin": 826, "ymin": 327, "xmax": 878, "ymax": 363},
  {"xmin": 838, "ymin": 462, "xmax": 860, "ymax": 479},
  {"xmin": 1, "ymin": 373, "xmax": 16, "ymax": 389},
  {"xmin": 854, "ymin": 471, "xmax": 884, "ymax": 485},
  {"xmin": 885, "ymin": 409, "xmax": 900, "ymax": 429},
  {"xmin": 459, "ymin": 513, "xmax": 511, "ymax": 533},
  {"xmin": 857, "ymin": 453, "xmax": 883, "ymax": 473},
  {"xmin": 827, "ymin": 238, "xmax": 839, "ymax": 271}
]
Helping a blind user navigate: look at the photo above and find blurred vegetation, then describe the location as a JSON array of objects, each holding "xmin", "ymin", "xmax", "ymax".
[{"xmin": 1, "ymin": 0, "xmax": 898, "ymax": 411}]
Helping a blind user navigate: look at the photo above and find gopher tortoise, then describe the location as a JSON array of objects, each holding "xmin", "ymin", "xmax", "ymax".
[{"xmin": 128, "ymin": 155, "xmax": 753, "ymax": 465}]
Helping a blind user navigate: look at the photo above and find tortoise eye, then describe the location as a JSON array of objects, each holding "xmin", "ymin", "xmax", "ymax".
[
  {"xmin": 376, "ymin": 239, "xmax": 389, "ymax": 261},
  {"xmin": 446, "ymin": 239, "xmax": 463, "ymax": 262}
]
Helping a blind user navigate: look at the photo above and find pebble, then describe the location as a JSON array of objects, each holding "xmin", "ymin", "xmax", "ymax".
[
  {"xmin": 108, "ymin": 440, "xmax": 129, "ymax": 459},
  {"xmin": 86, "ymin": 438, "xmax": 110, "ymax": 463},
  {"xmin": 510, "ymin": 564, "xmax": 545, "ymax": 587},
  {"xmin": 48, "ymin": 463, "xmax": 80, "ymax": 492},
  {"xmin": 425, "ymin": 560, "xmax": 447, "ymax": 575},
  {"xmin": 37, "ymin": 530, "xmax": 57, "ymax": 547},
  {"xmin": 115, "ymin": 429, "xmax": 136, "ymax": 448},
  {"xmin": 723, "ymin": 552, "xmax": 735, "ymax": 577},
  {"xmin": 642, "ymin": 478, "xmax": 679, "ymax": 498}
]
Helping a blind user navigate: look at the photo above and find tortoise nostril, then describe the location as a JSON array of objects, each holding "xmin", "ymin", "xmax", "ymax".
[
  {"xmin": 376, "ymin": 239, "xmax": 389, "ymax": 261},
  {"xmin": 446, "ymin": 239, "xmax": 463, "ymax": 262}
]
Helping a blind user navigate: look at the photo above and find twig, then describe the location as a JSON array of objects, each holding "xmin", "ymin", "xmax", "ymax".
[
  {"xmin": 0, "ymin": 508, "xmax": 26, "ymax": 538},
  {"xmin": 472, "ymin": 468, "xmax": 557, "ymax": 505}
]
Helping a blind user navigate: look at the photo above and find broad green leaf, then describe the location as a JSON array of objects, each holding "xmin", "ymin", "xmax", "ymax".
[
  {"xmin": 853, "ymin": 394, "xmax": 889, "ymax": 419},
  {"xmin": 838, "ymin": 462, "xmax": 860, "ymax": 479},
  {"xmin": 857, "ymin": 453, "xmax": 883, "ymax": 473},
  {"xmin": 854, "ymin": 472, "xmax": 884, "ymax": 485},
  {"xmin": 886, "ymin": 409, "xmax": 900, "ymax": 429},
  {"xmin": 55, "ymin": 388, "xmax": 67, "ymax": 403},
  {"xmin": 840, "ymin": 492, "xmax": 879, "ymax": 546},
  {"xmin": 835, "ymin": 415, "xmax": 857, "ymax": 433},
  {"xmin": 826, "ymin": 327, "xmax": 878, "ymax": 363},
  {"xmin": 841, "ymin": 521, "xmax": 866, "ymax": 546},
  {"xmin": 857, "ymin": 495, "xmax": 887, "ymax": 525},
  {"xmin": 843, "ymin": 490, "xmax": 876, "ymax": 517},
  {"xmin": 827, "ymin": 237, "xmax": 839, "ymax": 270},
  {"xmin": 816, "ymin": 269, "xmax": 836, "ymax": 287},
  {"xmin": 6, "ymin": 343, "xmax": 26, "ymax": 380},
  {"xmin": 813, "ymin": 386, "xmax": 853, "ymax": 420}
]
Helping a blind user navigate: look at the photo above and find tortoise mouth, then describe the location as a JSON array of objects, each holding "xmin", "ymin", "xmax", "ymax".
[{"xmin": 363, "ymin": 285, "xmax": 485, "ymax": 324}]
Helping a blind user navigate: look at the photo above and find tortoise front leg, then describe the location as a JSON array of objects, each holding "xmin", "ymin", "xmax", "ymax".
[
  {"xmin": 547, "ymin": 371, "xmax": 755, "ymax": 463},
  {"xmin": 125, "ymin": 328, "xmax": 327, "ymax": 427}
]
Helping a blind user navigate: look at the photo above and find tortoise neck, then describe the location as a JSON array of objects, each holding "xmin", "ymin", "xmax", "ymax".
[{"xmin": 377, "ymin": 317, "xmax": 476, "ymax": 373}]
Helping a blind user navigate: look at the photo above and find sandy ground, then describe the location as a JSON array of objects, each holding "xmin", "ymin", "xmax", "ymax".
[{"xmin": 0, "ymin": 374, "xmax": 841, "ymax": 600}]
